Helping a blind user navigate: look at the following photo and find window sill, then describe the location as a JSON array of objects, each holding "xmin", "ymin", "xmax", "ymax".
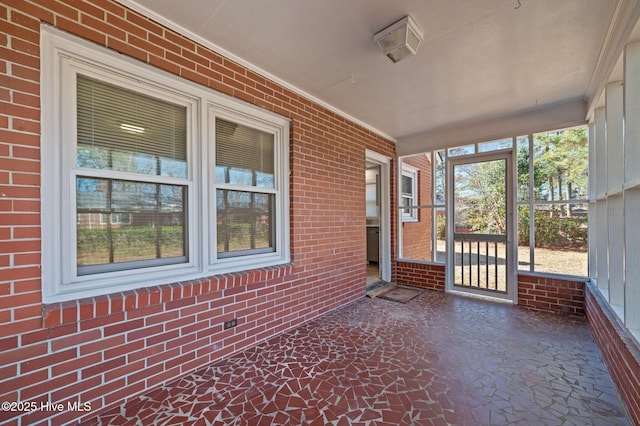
[
  {"xmin": 516, "ymin": 270, "xmax": 589, "ymax": 282},
  {"xmin": 396, "ymin": 259, "xmax": 445, "ymax": 266},
  {"xmin": 401, "ymin": 218, "xmax": 419, "ymax": 223}
]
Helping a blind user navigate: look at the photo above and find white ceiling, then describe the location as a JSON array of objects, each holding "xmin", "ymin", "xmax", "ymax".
[{"xmin": 123, "ymin": 0, "xmax": 630, "ymax": 148}]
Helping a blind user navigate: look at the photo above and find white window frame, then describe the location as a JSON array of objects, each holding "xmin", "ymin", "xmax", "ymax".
[
  {"xmin": 207, "ymin": 105, "xmax": 289, "ymax": 273},
  {"xmin": 400, "ymin": 165, "xmax": 419, "ymax": 222},
  {"xmin": 397, "ymin": 153, "xmax": 442, "ymax": 264},
  {"xmin": 41, "ymin": 26, "xmax": 290, "ymax": 303},
  {"xmin": 68, "ymin": 71, "xmax": 195, "ymax": 279}
]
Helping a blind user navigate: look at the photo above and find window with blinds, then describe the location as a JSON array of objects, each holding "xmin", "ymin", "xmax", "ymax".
[
  {"xmin": 75, "ymin": 75, "xmax": 188, "ymax": 274},
  {"xmin": 76, "ymin": 75, "xmax": 187, "ymax": 178},
  {"xmin": 41, "ymin": 29, "xmax": 292, "ymax": 301},
  {"xmin": 215, "ymin": 118, "xmax": 276, "ymax": 257},
  {"xmin": 215, "ymin": 118, "xmax": 274, "ymax": 187}
]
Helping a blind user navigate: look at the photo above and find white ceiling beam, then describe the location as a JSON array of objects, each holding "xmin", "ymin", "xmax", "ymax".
[{"xmin": 397, "ymin": 99, "xmax": 587, "ymax": 156}]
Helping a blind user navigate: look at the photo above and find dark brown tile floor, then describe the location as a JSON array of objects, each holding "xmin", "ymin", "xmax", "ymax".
[{"xmin": 82, "ymin": 290, "xmax": 630, "ymax": 425}]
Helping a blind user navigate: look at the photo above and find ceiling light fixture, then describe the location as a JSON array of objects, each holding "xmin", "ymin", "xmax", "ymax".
[{"xmin": 374, "ymin": 16, "xmax": 423, "ymax": 63}]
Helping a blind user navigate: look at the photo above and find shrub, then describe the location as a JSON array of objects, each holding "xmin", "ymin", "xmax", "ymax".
[{"xmin": 518, "ymin": 207, "xmax": 587, "ymax": 249}]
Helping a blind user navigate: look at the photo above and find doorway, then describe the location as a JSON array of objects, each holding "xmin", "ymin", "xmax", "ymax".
[
  {"xmin": 365, "ymin": 150, "xmax": 391, "ymax": 286},
  {"xmin": 446, "ymin": 151, "xmax": 516, "ymax": 302},
  {"xmin": 366, "ymin": 164, "xmax": 380, "ymax": 285}
]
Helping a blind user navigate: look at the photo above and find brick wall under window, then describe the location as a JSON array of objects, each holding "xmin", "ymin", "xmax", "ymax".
[
  {"xmin": 0, "ymin": 1, "xmax": 395, "ymax": 423},
  {"xmin": 396, "ymin": 263, "xmax": 587, "ymax": 317},
  {"xmin": 517, "ymin": 274, "xmax": 586, "ymax": 316},
  {"xmin": 395, "ymin": 261, "xmax": 445, "ymax": 291}
]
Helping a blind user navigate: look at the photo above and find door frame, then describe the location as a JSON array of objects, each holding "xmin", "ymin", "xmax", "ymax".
[
  {"xmin": 445, "ymin": 149, "xmax": 517, "ymax": 303},
  {"xmin": 365, "ymin": 150, "xmax": 391, "ymax": 282}
]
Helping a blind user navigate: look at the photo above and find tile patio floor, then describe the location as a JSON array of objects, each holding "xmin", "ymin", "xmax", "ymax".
[{"xmin": 82, "ymin": 290, "xmax": 630, "ymax": 425}]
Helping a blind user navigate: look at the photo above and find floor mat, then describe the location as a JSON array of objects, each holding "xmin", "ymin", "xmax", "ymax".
[
  {"xmin": 378, "ymin": 286, "xmax": 422, "ymax": 303},
  {"xmin": 366, "ymin": 282, "xmax": 396, "ymax": 298}
]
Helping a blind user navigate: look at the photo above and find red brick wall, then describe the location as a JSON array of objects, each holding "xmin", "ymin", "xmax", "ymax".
[
  {"xmin": 395, "ymin": 264, "xmax": 587, "ymax": 317},
  {"xmin": 395, "ymin": 261, "xmax": 445, "ymax": 291},
  {"xmin": 400, "ymin": 154, "xmax": 433, "ymax": 261},
  {"xmin": 0, "ymin": 1, "xmax": 395, "ymax": 423},
  {"xmin": 517, "ymin": 274, "xmax": 585, "ymax": 316},
  {"xmin": 585, "ymin": 282, "xmax": 640, "ymax": 426}
]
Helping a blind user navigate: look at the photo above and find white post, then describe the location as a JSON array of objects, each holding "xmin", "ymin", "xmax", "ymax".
[
  {"xmin": 594, "ymin": 107, "xmax": 609, "ymax": 296},
  {"xmin": 587, "ymin": 121, "xmax": 597, "ymax": 279}
]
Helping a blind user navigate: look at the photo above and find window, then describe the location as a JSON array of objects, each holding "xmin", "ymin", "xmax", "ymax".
[
  {"xmin": 517, "ymin": 128, "xmax": 588, "ymax": 276},
  {"xmin": 398, "ymin": 133, "xmax": 588, "ymax": 276},
  {"xmin": 206, "ymin": 107, "xmax": 288, "ymax": 274},
  {"xmin": 478, "ymin": 138, "xmax": 512, "ymax": 153},
  {"xmin": 214, "ymin": 117, "xmax": 277, "ymax": 259},
  {"xmin": 75, "ymin": 76, "xmax": 188, "ymax": 276},
  {"xmin": 41, "ymin": 27, "xmax": 289, "ymax": 302},
  {"xmin": 398, "ymin": 155, "xmax": 441, "ymax": 262},
  {"xmin": 401, "ymin": 166, "xmax": 418, "ymax": 222}
]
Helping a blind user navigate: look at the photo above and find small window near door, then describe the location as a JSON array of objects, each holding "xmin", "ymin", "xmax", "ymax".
[{"xmin": 401, "ymin": 166, "xmax": 418, "ymax": 222}]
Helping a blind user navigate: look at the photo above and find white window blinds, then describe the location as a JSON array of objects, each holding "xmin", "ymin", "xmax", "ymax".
[
  {"xmin": 215, "ymin": 118, "xmax": 274, "ymax": 188},
  {"xmin": 76, "ymin": 75, "xmax": 187, "ymax": 177}
]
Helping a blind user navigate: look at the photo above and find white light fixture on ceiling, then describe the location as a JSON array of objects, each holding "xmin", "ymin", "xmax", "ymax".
[{"xmin": 374, "ymin": 16, "xmax": 423, "ymax": 63}]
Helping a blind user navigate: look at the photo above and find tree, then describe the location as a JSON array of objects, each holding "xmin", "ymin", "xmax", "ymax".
[
  {"xmin": 455, "ymin": 159, "xmax": 507, "ymax": 234},
  {"xmin": 519, "ymin": 128, "xmax": 588, "ymax": 248},
  {"xmin": 532, "ymin": 128, "xmax": 588, "ymax": 204}
]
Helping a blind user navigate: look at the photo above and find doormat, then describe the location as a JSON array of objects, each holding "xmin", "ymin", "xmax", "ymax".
[
  {"xmin": 366, "ymin": 282, "xmax": 396, "ymax": 298},
  {"xmin": 378, "ymin": 286, "xmax": 422, "ymax": 303}
]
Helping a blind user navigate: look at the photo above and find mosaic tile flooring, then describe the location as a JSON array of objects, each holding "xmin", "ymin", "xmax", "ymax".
[{"xmin": 82, "ymin": 290, "xmax": 630, "ymax": 425}]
